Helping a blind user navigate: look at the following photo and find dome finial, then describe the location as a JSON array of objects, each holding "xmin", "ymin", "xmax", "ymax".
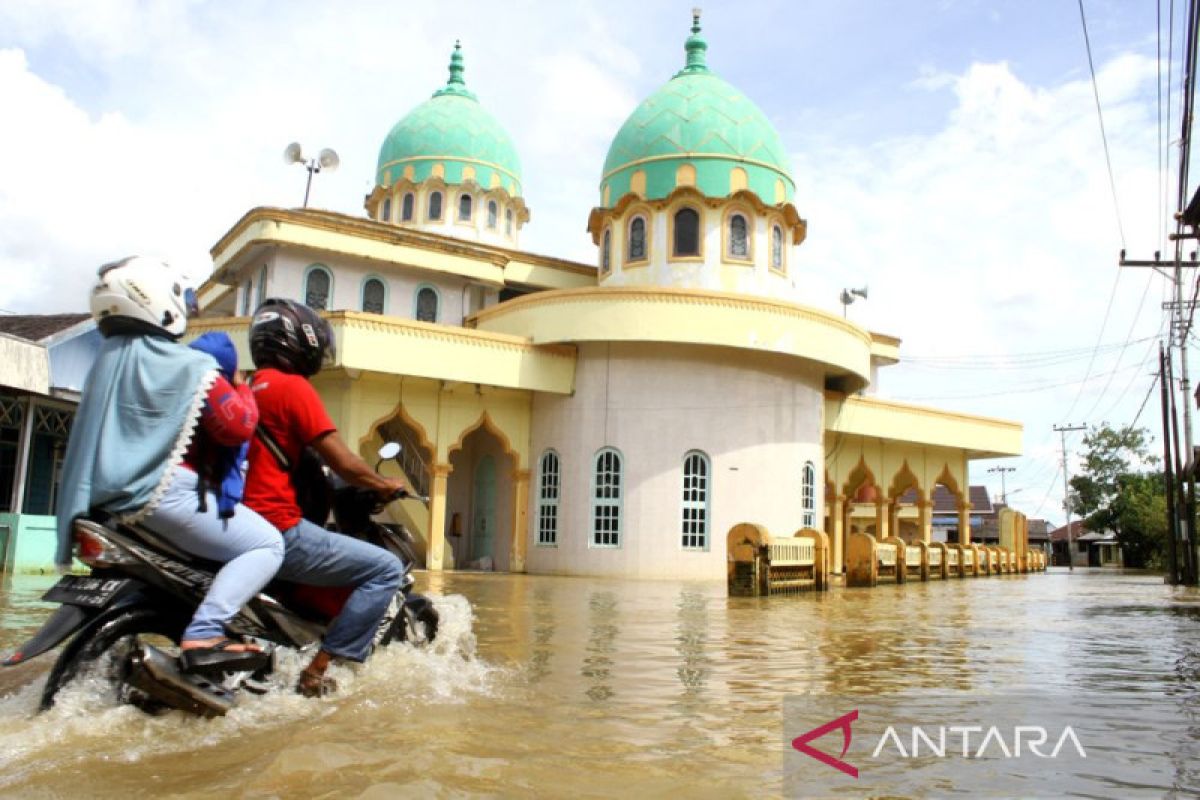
[
  {"xmin": 449, "ymin": 40, "xmax": 464, "ymax": 86},
  {"xmin": 433, "ymin": 39, "xmax": 476, "ymax": 99},
  {"xmin": 679, "ymin": 8, "xmax": 709, "ymax": 75}
]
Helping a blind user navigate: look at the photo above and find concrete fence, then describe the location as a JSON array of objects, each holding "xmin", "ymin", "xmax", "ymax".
[{"xmin": 726, "ymin": 523, "xmax": 829, "ymax": 596}]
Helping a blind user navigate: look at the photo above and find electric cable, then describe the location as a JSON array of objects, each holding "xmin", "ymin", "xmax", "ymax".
[{"xmin": 1078, "ymin": 0, "xmax": 1128, "ymax": 248}]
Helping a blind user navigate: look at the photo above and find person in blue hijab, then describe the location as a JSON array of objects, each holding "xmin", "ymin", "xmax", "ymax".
[{"xmin": 57, "ymin": 257, "xmax": 283, "ymax": 674}]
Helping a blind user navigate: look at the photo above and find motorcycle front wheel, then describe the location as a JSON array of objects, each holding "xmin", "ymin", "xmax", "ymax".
[{"xmin": 41, "ymin": 606, "xmax": 186, "ymax": 713}]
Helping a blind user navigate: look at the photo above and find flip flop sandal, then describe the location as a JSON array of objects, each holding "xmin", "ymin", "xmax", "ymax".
[
  {"xmin": 179, "ymin": 639, "xmax": 271, "ymax": 676},
  {"xmin": 295, "ymin": 669, "xmax": 338, "ymax": 698}
]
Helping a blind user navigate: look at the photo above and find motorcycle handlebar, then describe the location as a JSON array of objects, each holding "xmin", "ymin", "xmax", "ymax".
[{"xmin": 380, "ymin": 488, "xmax": 431, "ymax": 506}]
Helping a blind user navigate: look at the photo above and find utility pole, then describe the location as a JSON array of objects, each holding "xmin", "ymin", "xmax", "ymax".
[
  {"xmin": 988, "ymin": 466, "xmax": 1016, "ymax": 505},
  {"xmin": 1116, "ymin": 0, "xmax": 1200, "ymax": 582},
  {"xmin": 1054, "ymin": 424, "xmax": 1087, "ymax": 571},
  {"xmin": 1161, "ymin": 344, "xmax": 1182, "ymax": 584}
]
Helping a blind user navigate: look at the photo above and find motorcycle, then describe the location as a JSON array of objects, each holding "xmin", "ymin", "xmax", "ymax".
[{"xmin": 2, "ymin": 443, "xmax": 438, "ymax": 718}]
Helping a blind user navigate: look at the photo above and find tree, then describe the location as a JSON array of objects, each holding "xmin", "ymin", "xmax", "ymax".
[{"xmin": 1068, "ymin": 424, "xmax": 1164, "ymax": 569}]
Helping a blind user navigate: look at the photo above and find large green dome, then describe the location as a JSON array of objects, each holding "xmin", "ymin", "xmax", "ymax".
[
  {"xmin": 376, "ymin": 43, "xmax": 522, "ymax": 196},
  {"xmin": 600, "ymin": 16, "xmax": 794, "ymax": 207}
]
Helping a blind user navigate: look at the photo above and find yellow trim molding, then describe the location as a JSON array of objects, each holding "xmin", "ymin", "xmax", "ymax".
[{"xmin": 473, "ymin": 285, "xmax": 873, "ymax": 387}]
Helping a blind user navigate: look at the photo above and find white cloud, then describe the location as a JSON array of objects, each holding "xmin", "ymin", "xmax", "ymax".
[{"xmin": 793, "ymin": 53, "xmax": 1168, "ymax": 521}]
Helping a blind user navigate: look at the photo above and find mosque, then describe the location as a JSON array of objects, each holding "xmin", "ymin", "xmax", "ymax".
[{"xmin": 193, "ymin": 14, "xmax": 1022, "ymax": 580}]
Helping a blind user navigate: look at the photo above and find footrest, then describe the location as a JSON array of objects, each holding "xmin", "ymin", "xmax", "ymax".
[{"xmin": 179, "ymin": 642, "xmax": 272, "ymax": 676}]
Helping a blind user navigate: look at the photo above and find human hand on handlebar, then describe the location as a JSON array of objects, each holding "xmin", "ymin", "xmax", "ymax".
[{"xmin": 379, "ymin": 477, "xmax": 409, "ymax": 502}]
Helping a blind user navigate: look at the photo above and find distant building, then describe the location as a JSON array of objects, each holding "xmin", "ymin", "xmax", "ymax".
[
  {"xmin": 0, "ymin": 313, "xmax": 98, "ymax": 572},
  {"xmin": 1049, "ymin": 521, "xmax": 1122, "ymax": 567}
]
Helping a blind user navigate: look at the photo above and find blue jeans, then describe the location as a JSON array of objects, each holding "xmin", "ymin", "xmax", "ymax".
[
  {"xmin": 276, "ymin": 519, "xmax": 403, "ymax": 662},
  {"xmin": 142, "ymin": 467, "xmax": 285, "ymax": 642}
]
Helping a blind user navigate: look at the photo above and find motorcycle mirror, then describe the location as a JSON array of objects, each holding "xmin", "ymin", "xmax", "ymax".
[{"xmin": 377, "ymin": 442, "xmax": 401, "ymax": 461}]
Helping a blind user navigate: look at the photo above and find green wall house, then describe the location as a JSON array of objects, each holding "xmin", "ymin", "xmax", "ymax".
[{"xmin": 0, "ymin": 314, "xmax": 98, "ymax": 573}]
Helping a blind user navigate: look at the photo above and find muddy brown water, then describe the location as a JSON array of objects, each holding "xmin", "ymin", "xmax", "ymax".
[{"xmin": 0, "ymin": 569, "xmax": 1197, "ymax": 798}]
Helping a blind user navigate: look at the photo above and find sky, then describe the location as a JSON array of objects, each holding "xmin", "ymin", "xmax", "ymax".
[{"xmin": 0, "ymin": 0, "xmax": 1192, "ymax": 527}]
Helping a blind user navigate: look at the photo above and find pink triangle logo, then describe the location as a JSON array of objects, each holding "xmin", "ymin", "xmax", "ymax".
[{"xmin": 791, "ymin": 709, "xmax": 859, "ymax": 779}]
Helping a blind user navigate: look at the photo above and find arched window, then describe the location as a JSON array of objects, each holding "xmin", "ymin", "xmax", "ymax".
[
  {"xmin": 728, "ymin": 213, "xmax": 749, "ymax": 258},
  {"xmin": 361, "ymin": 278, "xmax": 385, "ymax": 314},
  {"xmin": 772, "ymin": 225, "xmax": 784, "ymax": 271},
  {"xmin": 428, "ymin": 191, "xmax": 443, "ymax": 220},
  {"xmin": 681, "ymin": 451, "xmax": 710, "ymax": 550},
  {"xmin": 505, "ymin": 208, "xmax": 513, "ymax": 235},
  {"xmin": 401, "ymin": 193, "xmax": 415, "ymax": 221},
  {"xmin": 381, "ymin": 197, "xmax": 392, "ymax": 222},
  {"xmin": 537, "ymin": 449, "xmax": 561, "ymax": 546},
  {"xmin": 628, "ymin": 216, "xmax": 647, "ymax": 261},
  {"xmin": 673, "ymin": 207, "xmax": 700, "ymax": 256},
  {"xmin": 601, "ymin": 229, "xmax": 612, "ymax": 273},
  {"xmin": 458, "ymin": 193, "xmax": 473, "ymax": 221},
  {"xmin": 415, "ymin": 285, "xmax": 439, "ymax": 322},
  {"xmin": 304, "ymin": 265, "xmax": 332, "ymax": 310},
  {"xmin": 591, "ymin": 448, "xmax": 623, "ymax": 547},
  {"xmin": 256, "ymin": 265, "xmax": 268, "ymax": 307},
  {"xmin": 487, "ymin": 200, "xmax": 498, "ymax": 229},
  {"xmin": 802, "ymin": 461, "xmax": 816, "ymax": 528}
]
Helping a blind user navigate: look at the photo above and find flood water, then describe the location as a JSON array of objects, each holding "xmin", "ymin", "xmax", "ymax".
[{"xmin": 0, "ymin": 568, "xmax": 1197, "ymax": 798}]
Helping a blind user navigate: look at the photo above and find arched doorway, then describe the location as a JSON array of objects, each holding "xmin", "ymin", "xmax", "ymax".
[
  {"xmin": 449, "ymin": 422, "xmax": 515, "ymax": 571},
  {"xmin": 470, "ymin": 455, "xmax": 498, "ymax": 568},
  {"xmin": 371, "ymin": 411, "xmax": 435, "ymax": 567}
]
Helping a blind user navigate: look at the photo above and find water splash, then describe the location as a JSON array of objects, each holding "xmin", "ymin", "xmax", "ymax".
[{"xmin": 0, "ymin": 594, "xmax": 494, "ymax": 788}]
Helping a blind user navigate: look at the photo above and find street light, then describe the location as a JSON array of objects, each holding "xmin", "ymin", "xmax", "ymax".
[{"xmin": 284, "ymin": 142, "xmax": 339, "ymax": 208}]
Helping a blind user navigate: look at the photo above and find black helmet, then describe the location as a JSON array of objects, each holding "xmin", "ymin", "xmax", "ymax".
[{"xmin": 249, "ymin": 298, "xmax": 335, "ymax": 377}]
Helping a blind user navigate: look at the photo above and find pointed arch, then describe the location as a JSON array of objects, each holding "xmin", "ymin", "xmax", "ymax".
[
  {"xmin": 889, "ymin": 460, "xmax": 923, "ymax": 502},
  {"xmin": 356, "ymin": 398, "xmax": 435, "ymax": 464},
  {"xmin": 842, "ymin": 456, "xmax": 878, "ymax": 499},
  {"xmin": 933, "ymin": 464, "xmax": 962, "ymax": 499},
  {"xmin": 448, "ymin": 410, "xmax": 521, "ymax": 466}
]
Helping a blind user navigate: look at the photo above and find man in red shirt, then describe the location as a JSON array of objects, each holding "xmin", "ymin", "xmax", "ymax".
[{"xmin": 245, "ymin": 299, "xmax": 408, "ymax": 697}]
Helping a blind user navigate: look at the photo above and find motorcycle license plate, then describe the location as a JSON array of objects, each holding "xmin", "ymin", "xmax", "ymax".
[{"xmin": 42, "ymin": 575, "xmax": 129, "ymax": 608}]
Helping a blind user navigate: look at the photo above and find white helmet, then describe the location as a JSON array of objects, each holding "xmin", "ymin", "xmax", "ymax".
[{"xmin": 89, "ymin": 256, "xmax": 197, "ymax": 338}]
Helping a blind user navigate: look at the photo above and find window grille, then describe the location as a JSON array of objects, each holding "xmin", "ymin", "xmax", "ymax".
[
  {"xmin": 681, "ymin": 451, "xmax": 710, "ymax": 549},
  {"xmin": 537, "ymin": 450, "xmax": 561, "ymax": 545},
  {"xmin": 591, "ymin": 448, "xmax": 622, "ymax": 547}
]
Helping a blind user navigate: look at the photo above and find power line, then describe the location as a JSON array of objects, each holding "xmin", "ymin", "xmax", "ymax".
[
  {"xmin": 904, "ymin": 337, "xmax": 1157, "ymax": 364},
  {"xmin": 1078, "ymin": 0, "xmax": 1128, "ymax": 248},
  {"xmin": 1131, "ymin": 370, "xmax": 1162, "ymax": 427},
  {"xmin": 897, "ymin": 361, "xmax": 1148, "ymax": 402}
]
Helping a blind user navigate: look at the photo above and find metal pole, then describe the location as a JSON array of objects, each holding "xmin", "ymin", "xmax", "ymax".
[
  {"xmin": 1167, "ymin": 348, "xmax": 1197, "ymax": 583},
  {"xmin": 1172, "ymin": 0, "xmax": 1200, "ymax": 583},
  {"xmin": 1054, "ymin": 424, "xmax": 1086, "ymax": 571},
  {"xmin": 302, "ymin": 161, "xmax": 316, "ymax": 208},
  {"xmin": 1162, "ymin": 345, "xmax": 1181, "ymax": 584},
  {"xmin": 988, "ymin": 466, "xmax": 1015, "ymax": 504}
]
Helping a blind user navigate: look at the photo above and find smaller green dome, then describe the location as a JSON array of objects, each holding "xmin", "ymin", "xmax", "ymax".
[
  {"xmin": 600, "ymin": 14, "xmax": 794, "ymax": 207},
  {"xmin": 376, "ymin": 42, "xmax": 522, "ymax": 195}
]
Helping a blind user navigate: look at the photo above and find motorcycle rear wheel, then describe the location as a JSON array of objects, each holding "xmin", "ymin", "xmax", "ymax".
[{"xmin": 41, "ymin": 606, "xmax": 186, "ymax": 713}]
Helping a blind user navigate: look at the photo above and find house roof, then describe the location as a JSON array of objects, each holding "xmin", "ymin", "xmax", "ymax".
[
  {"xmin": 0, "ymin": 314, "xmax": 90, "ymax": 343},
  {"xmin": 899, "ymin": 484, "xmax": 993, "ymax": 514},
  {"xmin": 1048, "ymin": 520, "xmax": 1107, "ymax": 541}
]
